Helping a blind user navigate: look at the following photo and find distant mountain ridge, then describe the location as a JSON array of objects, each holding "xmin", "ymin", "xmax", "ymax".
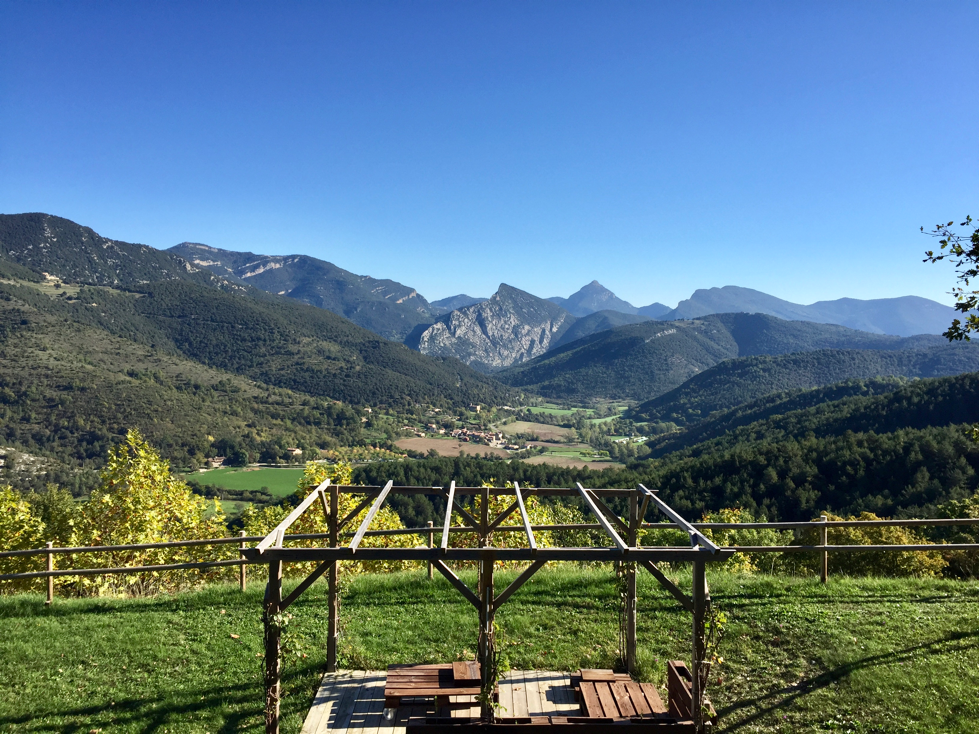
[
  {"xmin": 548, "ymin": 280, "xmax": 639, "ymax": 316},
  {"xmin": 631, "ymin": 346, "xmax": 979, "ymax": 426},
  {"xmin": 169, "ymin": 242, "xmax": 436, "ymax": 341},
  {"xmin": 662, "ymin": 285, "xmax": 956, "ymax": 337},
  {"xmin": 430, "ymin": 294, "xmax": 487, "ymax": 314},
  {"xmin": 498, "ymin": 312, "xmax": 954, "ymax": 402}
]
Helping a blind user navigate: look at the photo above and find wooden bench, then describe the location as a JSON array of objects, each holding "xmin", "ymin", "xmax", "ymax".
[
  {"xmin": 407, "ymin": 716, "xmax": 697, "ymax": 732},
  {"xmin": 665, "ymin": 661, "xmax": 715, "ymax": 722},
  {"xmin": 385, "ymin": 663, "xmax": 496, "ymax": 710}
]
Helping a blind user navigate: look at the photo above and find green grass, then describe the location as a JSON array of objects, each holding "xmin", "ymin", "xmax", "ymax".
[
  {"xmin": 1, "ymin": 569, "xmax": 977, "ymax": 733},
  {"xmin": 525, "ymin": 405, "xmax": 591, "ymax": 416},
  {"xmin": 189, "ymin": 467, "xmax": 305, "ymax": 497}
]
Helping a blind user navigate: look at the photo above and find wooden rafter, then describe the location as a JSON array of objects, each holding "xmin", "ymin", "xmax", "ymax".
[
  {"xmin": 512, "ymin": 482, "xmax": 536, "ymax": 551},
  {"xmin": 494, "ymin": 559, "xmax": 547, "ymax": 608},
  {"xmin": 337, "ymin": 490, "xmax": 381, "ymax": 533},
  {"xmin": 256, "ymin": 479, "xmax": 331, "ymax": 553},
  {"xmin": 432, "ymin": 559, "xmax": 480, "ymax": 608},
  {"xmin": 350, "ymin": 480, "xmax": 394, "ymax": 551},
  {"xmin": 575, "ymin": 483, "xmax": 628, "ymax": 551},
  {"xmin": 441, "ymin": 481, "xmax": 456, "ymax": 551},
  {"xmin": 639, "ymin": 484, "xmax": 719, "ymax": 553},
  {"xmin": 587, "ymin": 491, "xmax": 630, "ymax": 536},
  {"xmin": 637, "ymin": 559, "xmax": 693, "ymax": 612}
]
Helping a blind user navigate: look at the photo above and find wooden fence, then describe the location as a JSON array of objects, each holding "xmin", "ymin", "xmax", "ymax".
[{"xmin": 3, "ymin": 516, "xmax": 979, "ymax": 604}]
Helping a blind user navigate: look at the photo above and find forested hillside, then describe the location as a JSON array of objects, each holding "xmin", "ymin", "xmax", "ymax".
[
  {"xmin": 170, "ymin": 242, "xmax": 437, "ymax": 341},
  {"xmin": 631, "ymin": 347, "xmax": 979, "ymax": 425},
  {"xmin": 0, "ymin": 213, "xmax": 214, "ymax": 287},
  {"xmin": 499, "ymin": 312, "xmax": 948, "ymax": 402}
]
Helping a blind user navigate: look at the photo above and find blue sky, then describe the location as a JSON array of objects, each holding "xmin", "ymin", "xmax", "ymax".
[{"xmin": 1, "ymin": 2, "xmax": 977, "ymax": 308}]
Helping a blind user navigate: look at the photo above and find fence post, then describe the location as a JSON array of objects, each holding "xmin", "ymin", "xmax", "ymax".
[
  {"xmin": 239, "ymin": 531, "xmax": 247, "ymax": 591},
  {"xmin": 819, "ymin": 515, "xmax": 828, "ymax": 584},
  {"xmin": 427, "ymin": 521, "xmax": 434, "ymax": 580},
  {"xmin": 45, "ymin": 542, "xmax": 54, "ymax": 605}
]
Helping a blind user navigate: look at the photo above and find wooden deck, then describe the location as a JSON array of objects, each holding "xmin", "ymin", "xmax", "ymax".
[{"xmin": 301, "ymin": 670, "xmax": 588, "ymax": 734}]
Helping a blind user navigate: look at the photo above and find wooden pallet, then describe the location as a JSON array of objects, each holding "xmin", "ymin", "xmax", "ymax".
[
  {"xmin": 570, "ymin": 670, "xmax": 668, "ymax": 721},
  {"xmin": 406, "ymin": 716, "xmax": 696, "ymax": 732},
  {"xmin": 385, "ymin": 663, "xmax": 496, "ymax": 710}
]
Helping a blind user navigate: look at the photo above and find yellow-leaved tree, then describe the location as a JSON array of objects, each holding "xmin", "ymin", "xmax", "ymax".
[
  {"xmin": 71, "ymin": 429, "xmax": 230, "ymax": 595},
  {"xmin": 0, "ymin": 485, "xmax": 48, "ymax": 592}
]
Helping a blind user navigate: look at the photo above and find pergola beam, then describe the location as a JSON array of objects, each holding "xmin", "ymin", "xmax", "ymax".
[
  {"xmin": 256, "ymin": 480, "xmax": 331, "ymax": 553},
  {"xmin": 588, "ymin": 490, "xmax": 630, "ymax": 537},
  {"xmin": 575, "ymin": 483, "xmax": 628, "ymax": 551},
  {"xmin": 338, "ymin": 490, "xmax": 381, "ymax": 533},
  {"xmin": 638, "ymin": 559, "xmax": 693, "ymax": 612},
  {"xmin": 639, "ymin": 484, "xmax": 719, "ymax": 553},
  {"xmin": 494, "ymin": 559, "xmax": 547, "ymax": 608},
  {"xmin": 440, "ymin": 481, "xmax": 456, "ymax": 551},
  {"xmin": 279, "ymin": 559, "xmax": 332, "ymax": 612},
  {"xmin": 432, "ymin": 559, "xmax": 480, "ymax": 608},
  {"xmin": 244, "ymin": 546, "xmax": 733, "ymax": 563},
  {"xmin": 513, "ymin": 482, "xmax": 536, "ymax": 551},
  {"xmin": 350, "ymin": 480, "xmax": 394, "ymax": 551}
]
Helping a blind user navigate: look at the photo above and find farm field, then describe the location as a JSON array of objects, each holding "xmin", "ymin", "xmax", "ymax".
[
  {"xmin": 187, "ymin": 466, "xmax": 305, "ymax": 497},
  {"xmin": 501, "ymin": 421, "xmax": 573, "ymax": 442},
  {"xmin": 1, "ymin": 569, "xmax": 977, "ymax": 733},
  {"xmin": 394, "ymin": 437, "xmax": 509, "ymax": 458}
]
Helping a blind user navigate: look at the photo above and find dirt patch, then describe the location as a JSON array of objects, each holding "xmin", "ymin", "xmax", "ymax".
[
  {"xmin": 395, "ymin": 438, "xmax": 510, "ymax": 458},
  {"xmin": 501, "ymin": 421, "xmax": 572, "ymax": 443},
  {"xmin": 519, "ymin": 455, "xmax": 625, "ymax": 470}
]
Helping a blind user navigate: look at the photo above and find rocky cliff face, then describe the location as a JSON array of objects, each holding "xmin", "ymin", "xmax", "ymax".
[{"xmin": 413, "ymin": 284, "xmax": 576, "ymax": 372}]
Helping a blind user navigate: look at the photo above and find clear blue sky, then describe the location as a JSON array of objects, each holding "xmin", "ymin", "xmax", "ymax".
[{"xmin": 1, "ymin": 2, "xmax": 976, "ymax": 308}]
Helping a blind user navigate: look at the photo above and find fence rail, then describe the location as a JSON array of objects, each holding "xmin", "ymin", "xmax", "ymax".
[{"xmin": 3, "ymin": 516, "xmax": 977, "ymax": 597}]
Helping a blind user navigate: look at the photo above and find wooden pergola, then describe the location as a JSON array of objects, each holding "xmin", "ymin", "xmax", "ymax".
[{"xmin": 244, "ymin": 482, "xmax": 735, "ymax": 734}]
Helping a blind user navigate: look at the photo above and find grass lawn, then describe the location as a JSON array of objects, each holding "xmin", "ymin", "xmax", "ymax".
[
  {"xmin": 189, "ymin": 467, "xmax": 305, "ymax": 497},
  {"xmin": 1, "ymin": 568, "xmax": 977, "ymax": 732},
  {"xmin": 525, "ymin": 405, "xmax": 591, "ymax": 417}
]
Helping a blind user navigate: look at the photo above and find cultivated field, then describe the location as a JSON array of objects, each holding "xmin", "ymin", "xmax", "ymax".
[
  {"xmin": 188, "ymin": 466, "xmax": 305, "ymax": 496},
  {"xmin": 501, "ymin": 421, "xmax": 573, "ymax": 442},
  {"xmin": 394, "ymin": 437, "xmax": 510, "ymax": 457},
  {"xmin": 520, "ymin": 454, "xmax": 624, "ymax": 470}
]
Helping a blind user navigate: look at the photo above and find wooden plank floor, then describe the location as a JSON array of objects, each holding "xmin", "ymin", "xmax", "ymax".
[{"xmin": 301, "ymin": 671, "xmax": 582, "ymax": 734}]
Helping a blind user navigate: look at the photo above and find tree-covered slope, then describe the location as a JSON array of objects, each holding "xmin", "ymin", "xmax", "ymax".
[
  {"xmin": 170, "ymin": 242, "xmax": 437, "ymax": 341},
  {"xmin": 0, "ymin": 282, "xmax": 367, "ymax": 492},
  {"xmin": 650, "ymin": 371, "xmax": 979, "ymax": 460},
  {"xmin": 0, "ymin": 213, "xmax": 213, "ymax": 287},
  {"xmin": 0, "ymin": 274, "xmax": 514, "ymax": 411},
  {"xmin": 631, "ymin": 346, "xmax": 979, "ymax": 426},
  {"xmin": 498, "ymin": 312, "xmax": 945, "ymax": 402}
]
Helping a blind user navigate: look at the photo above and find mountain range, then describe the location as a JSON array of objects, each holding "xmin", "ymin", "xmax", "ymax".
[
  {"xmin": 497, "ymin": 312, "xmax": 969, "ymax": 402},
  {"xmin": 169, "ymin": 242, "xmax": 437, "ymax": 341}
]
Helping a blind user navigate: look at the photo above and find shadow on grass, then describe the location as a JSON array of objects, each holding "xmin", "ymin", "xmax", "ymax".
[
  {"xmin": 715, "ymin": 630, "xmax": 979, "ymax": 732},
  {"xmin": 0, "ymin": 659, "xmax": 329, "ymax": 734}
]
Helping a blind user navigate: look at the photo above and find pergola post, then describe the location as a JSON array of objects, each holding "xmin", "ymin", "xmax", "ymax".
[
  {"xmin": 327, "ymin": 484, "xmax": 340, "ymax": 672},
  {"xmin": 691, "ymin": 560, "xmax": 707, "ymax": 732},
  {"xmin": 264, "ymin": 559, "xmax": 283, "ymax": 734},
  {"xmin": 478, "ymin": 549, "xmax": 496, "ymax": 722},
  {"xmin": 626, "ymin": 492, "xmax": 638, "ymax": 676}
]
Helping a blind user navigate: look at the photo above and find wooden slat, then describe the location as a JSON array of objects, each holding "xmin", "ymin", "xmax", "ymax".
[
  {"xmin": 511, "ymin": 671, "xmax": 529, "ymax": 718},
  {"xmin": 513, "ymin": 483, "xmax": 537, "ymax": 551},
  {"xmin": 351, "ymin": 480, "xmax": 394, "ymax": 551},
  {"xmin": 609, "ymin": 681, "xmax": 636, "ymax": 718},
  {"xmin": 575, "ymin": 483, "xmax": 628, "ymax": 551},
  {"xmin": 499, "ymin": 670, "xmax": 514, "ymax": 716},
  {"xmin": 385, "ymin": 687, "xmax": 482, "ymax": 697},
  {"xmin": 578, "ymin": 681, "xmax": 603, "ymax": 718},
  {"xmin": 623, "ymin": 681, "xmax": 650, "ymax": 718},
  {"xmin": 332, "ymin": 670, "xmax": 368, "ymax": 734},
  {"xmin": 256, "ymin": 480, "xmax": 330, "ymax": 552},
  {"xmin": 524, "ymin": 670, "xmax": 543, "ymax": 717},
  {"xmin": 640, "ymin": 682, "xmax": 669, "ymax": 715},
  {"xmin": 594, "ymin": 681, "xmax": 618, "ymax": 718}
]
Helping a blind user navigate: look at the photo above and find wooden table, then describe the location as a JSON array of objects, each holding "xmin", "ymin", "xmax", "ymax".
[{"xmin": 385, "ymin": 663, "xmax": 495, "ymax": 710}]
